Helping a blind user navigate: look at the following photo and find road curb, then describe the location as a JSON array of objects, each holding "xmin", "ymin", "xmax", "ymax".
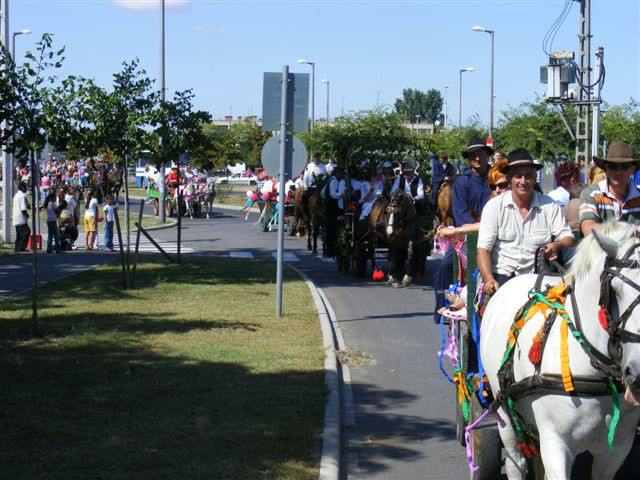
[{"xmin": 288, "ymin": 265, "xmax": 341, "ymax": 480}]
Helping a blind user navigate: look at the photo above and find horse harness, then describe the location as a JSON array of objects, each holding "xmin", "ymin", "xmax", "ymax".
[{"xmin": 489, "ymin": 242, "xmax": 640, "ymax": 456}]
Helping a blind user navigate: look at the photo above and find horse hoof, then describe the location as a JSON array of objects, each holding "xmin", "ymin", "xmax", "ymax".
[
  {"xmin": 392, "ymin": 282, "xmax": 401, "ymax": 289},
  {"xmin": 402, "ymin": 275, "xmax": 412, "ymax": 287},
  {"xmin": 387, "ymin": 276, "xmax": 395, "ymax": 285},
  {"xmin": 296, "ymin": 233, "xmax": 301, "ymax": 238}
]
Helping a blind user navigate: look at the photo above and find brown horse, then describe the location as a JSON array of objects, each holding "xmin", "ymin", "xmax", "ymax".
[
  {"xmin": 293, "ymin": 187, "xmax": 323, "ymax": 253},
  {"xmin": 436, "ymin": 177, "xmax": 455, "ymax": 227},
  {"xmin": 91, "ymin": 167, "xmax": 124, "ymax": 202},
  {"xmin": 370, "ymin": 190, "xmax": 418, "ymax": 287}
]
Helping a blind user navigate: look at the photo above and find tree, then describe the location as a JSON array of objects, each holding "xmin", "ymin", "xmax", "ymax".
[
  {"xmin": 0, "ymin": 33, "xmax": 66, "ymax": 335},
  {"xmin": 600, "ymin": 101, "xmax": 640, "ymax": 154},
  {"xmin": 394, "ymin": 88, "xmax": 443, "ymax": 124}
]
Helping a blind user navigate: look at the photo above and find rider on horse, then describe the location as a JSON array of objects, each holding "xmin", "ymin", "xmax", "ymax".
[
  {"xmin": 390, "ymin": 156, "xmax": 426, "ymax": 216},
  {"xmin": 302, "ymin": 153, "xmax": 328, "ymax": 218}
]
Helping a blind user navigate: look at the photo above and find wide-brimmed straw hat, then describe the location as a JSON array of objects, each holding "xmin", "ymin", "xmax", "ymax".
[
  {"xmin": 593, "ymin": 140, "xmax": 637, "ymax": 170},
  {"xmin": 461, "ymin": 138, "xmax": 494, "ymax": 159},
  {"xmin": 500, "ymin": 148, "xmax": 543, "ymax": 174}
]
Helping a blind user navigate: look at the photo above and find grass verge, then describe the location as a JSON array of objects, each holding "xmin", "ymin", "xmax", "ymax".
[{"xmin": 0, "ymin": 258, "xmax": 324, "ymax": 479}]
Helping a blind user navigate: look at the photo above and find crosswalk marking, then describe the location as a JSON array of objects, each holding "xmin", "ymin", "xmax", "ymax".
[
  {"xmin": 230, "ymin": 251, "xmax": 254, "ymax": 258},
  {"xmin": 271, "ymin": 252, "xmax": 300, "ymax": 262}
]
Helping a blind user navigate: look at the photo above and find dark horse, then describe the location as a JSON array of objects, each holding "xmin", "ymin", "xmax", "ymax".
[
  {"xmin": 293, "ymin": 187, "xmax": 322, "ymax": 253},
  {"xmin": 370, "ymin": 190, "xmax": 418, "ymax": 287},
  {"xmin": 91, "ymin": 167, "xmax": 124, "ymax": 202}
]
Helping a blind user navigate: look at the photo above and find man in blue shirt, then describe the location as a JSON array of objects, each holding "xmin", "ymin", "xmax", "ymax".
[
  {"xmin": 429, "ymin": 152, "xmax": 456, "ymax": 209},
  {"xmin": 433, "ymin": 138, "xmax": 492, "ymax": 322}
]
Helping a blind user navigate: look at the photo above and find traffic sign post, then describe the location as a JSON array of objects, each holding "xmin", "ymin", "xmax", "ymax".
[{"xmin": 263, "ymin": 66, "xmax": 309, "ymax": 317}]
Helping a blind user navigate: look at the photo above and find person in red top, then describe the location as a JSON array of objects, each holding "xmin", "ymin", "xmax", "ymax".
[{"xmin": 166, "ymin": 166, "xmax": 180, "ymax": 190}]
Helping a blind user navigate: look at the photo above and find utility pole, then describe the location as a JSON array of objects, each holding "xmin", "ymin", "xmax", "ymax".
[
  {"xmin": 575, "ymin": 0, "xmax": 591, "ymax": 172},
  {"xmin": 1, "ymin": 0, "xmax": 10, "ymax": 244},
  {"xmin": 158, "ymin": 0, "xmax": 166, "ymax": 223}
]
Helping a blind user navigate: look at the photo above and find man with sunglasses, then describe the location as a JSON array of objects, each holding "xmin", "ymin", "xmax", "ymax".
[
  {"xmin": 477, "ymin": 149, "xmax": 574, "ymax": 295},
  {"xmin": 580, "ymin": 141, "xmax": 640, "ymax": 236}
]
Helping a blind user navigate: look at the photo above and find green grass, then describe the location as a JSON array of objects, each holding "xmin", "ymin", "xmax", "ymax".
[{"xmin": 0, "ymin": 258, "xmax": 324, "ymax": 479}]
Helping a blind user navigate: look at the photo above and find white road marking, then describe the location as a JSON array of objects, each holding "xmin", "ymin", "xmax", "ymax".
[
  {"xmin": 272, "ymin": 252, "xmax": 300, "ymax": 262},
  {"xmin": 230, "ymin": 251, "xmax": 254, "ymax": 258}
]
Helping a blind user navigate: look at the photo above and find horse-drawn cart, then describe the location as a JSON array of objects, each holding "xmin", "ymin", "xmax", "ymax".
[
  {"xmin": 351, "ymin": 194, "xmax": 432, "ymax": 283},
  {"xmin": 147, "ymin": 185, "xmax": 173, "ymax": 217},
  {"xmin": 448, "ymin": 232, "xmax": 503, "ymax": 480}
]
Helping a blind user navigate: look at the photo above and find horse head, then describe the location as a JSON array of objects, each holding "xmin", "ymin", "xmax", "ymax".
[
  {"xmin": 385, "ymin": 191, "xmax": 415, "ymax": 238},
  {"xmin": 570, "ymin": 221, "xmax": 640, "ymax": 407}
]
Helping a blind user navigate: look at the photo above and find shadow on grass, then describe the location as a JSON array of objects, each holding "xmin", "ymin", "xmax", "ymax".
[{"xmin": 0, "ymin": 338, "xmax": 323, "ymax": 480}]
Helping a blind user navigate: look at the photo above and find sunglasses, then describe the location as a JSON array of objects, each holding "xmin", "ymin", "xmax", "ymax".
[
  {"xmin": 605, "ymin": 162, "xmax": 636, "ymax": 171},
  {"xmin": 490, "ymin": 182, "xmax": 509, "ymax": 191}
]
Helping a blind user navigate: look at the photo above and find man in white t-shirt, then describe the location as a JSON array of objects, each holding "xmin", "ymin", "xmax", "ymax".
[{"xmin": 12, "ymin": 182, "xmax": 31, "ymax": 252}]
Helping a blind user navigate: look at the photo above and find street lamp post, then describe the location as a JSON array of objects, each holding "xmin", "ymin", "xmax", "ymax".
[
  {"xmin": 444, "ymin": 85, "xmax": 449, "ymax": 129},
  {"xmin": 322, "ymin": 79, "xmax": 329, "ymax": 124},
  {"xmin": 11, "ymin": 28, "xmax": 30, "ymax": 63},
  {"xmin": 458, "ymin": 67, "xmax": 475, "ymax": 127},
  {"xmin": 472, "ymin": 25, "xmax": 495, "ymax": 136},
  {"xmin": 414, "ymin": 114, "xmax": 420, "ymax": 134},
  {"xmin": 297, "ymin": 59, "xmax": 315, "ymax": 130}
]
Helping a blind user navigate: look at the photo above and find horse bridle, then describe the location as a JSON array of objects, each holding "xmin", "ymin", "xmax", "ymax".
[
  {"xmin": 598, "ymin": 243, "xmax": 640, "ymax": 368},
  {"xmin": 385, "ymin": 195, "xmax": 415, "ymax": 231}
]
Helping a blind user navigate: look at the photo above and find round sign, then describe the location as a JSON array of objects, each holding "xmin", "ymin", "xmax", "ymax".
[
  {"xmin": 261, "ymin": 135, "xmax": 307, "ymax": 179},
  {"xmin": 486, "ymin": 136, "xmax": 494, "ymax": 149}
]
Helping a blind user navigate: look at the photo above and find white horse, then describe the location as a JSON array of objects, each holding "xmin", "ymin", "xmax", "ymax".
[
  {"xmin": 480, "ymin": 221, "xmax": 640, "ymax": 479},
  {"xmin": 200, "ymin": 178, "xmax": 216, "ymax": 219}
]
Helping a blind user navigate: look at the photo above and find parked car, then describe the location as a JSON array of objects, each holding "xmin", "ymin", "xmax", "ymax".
[{"xmin": 215, "ymin": 172, "xmax": 257, "ymax": 186}]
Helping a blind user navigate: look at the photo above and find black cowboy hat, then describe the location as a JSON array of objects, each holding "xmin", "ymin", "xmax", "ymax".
[
  {"xmin": 461, "ymin": 138, "xmax": 494, "ymax": 159},
  {"xmin": 500, "ymin": 148, "xmax": 543, "ymax": 174},
  {"xmin": 401, "ymin": 156, "xmax": 418, "ymax": 171},
  {"xmin": 593, "ymin": 140, "xmax": 638, "ymax": 170}
]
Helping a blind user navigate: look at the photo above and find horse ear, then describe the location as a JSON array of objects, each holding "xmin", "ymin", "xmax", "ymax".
[{"xmin": 592, "ymin": 228, "xmax": 619, "ymax": 259}]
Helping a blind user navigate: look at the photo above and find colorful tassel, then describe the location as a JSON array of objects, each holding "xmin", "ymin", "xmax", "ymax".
[
  {"xmin": 598, "ymin": 307, "xmax": 608, "ymax": 331},
  {"xmin": 528, "ymin": 340, "xmax": 542, "ymax": 365}
]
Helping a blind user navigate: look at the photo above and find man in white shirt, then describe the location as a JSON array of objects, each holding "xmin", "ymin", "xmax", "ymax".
[
  {"xmin": 325, "ymin": 166, "xmax": 346, "ymax": 257},
  {"xmin": 302, "ymin": 153, "xmax": 328, "ymax": 217},
  {"xmin": 12, "ymin": 182, "xmax": 31, "ymax": 252},
  {"xmin": 477, "ymin": 149, "xmax": 575, "ymax": 294},
  {"xmin": 390, "ymin": 157, "xmax": 425, "ymax": 214}
]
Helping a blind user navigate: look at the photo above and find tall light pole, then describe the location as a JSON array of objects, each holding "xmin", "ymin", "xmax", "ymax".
[
  {"xmin": 297, "ymin": 59, "xmax": 315, "ymax": 130},
  {"xmin": 472, "ymin": 25, "xmax": 495, "ymax": 136},
  {"xmin": 322, "ymin": 79, "xmax": 329, "ymax": 124},
  {"xmin": 158, "ymin": 0, "xmax": 167, "ymax": 224},
  {"xmin": 458, "ymin": 67, "xmax": 474, "ymax": 127},
  {"xmin": 414, "ymin": 114, "xmax": 420, "ymax": 134},
  {"xmin": 444, "ymin": 84, "xmax": 449, "ymax": 129},
  {"xmin": 11, "ymin": 28, "xmax": 30, "ymax": 62}
]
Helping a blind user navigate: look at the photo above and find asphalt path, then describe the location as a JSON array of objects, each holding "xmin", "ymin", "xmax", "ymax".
[{"xmin": 143, "ymin": 207, "xmax": 471, "ymax": 480}]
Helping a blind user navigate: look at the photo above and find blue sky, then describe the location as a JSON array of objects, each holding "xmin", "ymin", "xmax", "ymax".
[{"xmin": 8, "ymin": 0, "xmax": 640, "ymax": 127}]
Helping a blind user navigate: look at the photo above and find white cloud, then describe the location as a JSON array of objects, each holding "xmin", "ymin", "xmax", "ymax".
[
  {"xmin": 196, "ymin": 24, "xmax": 225, "ymax": 36},
  {"xmin": 113, "ymin": 0, "xmax": 189, "ymax": 12}
]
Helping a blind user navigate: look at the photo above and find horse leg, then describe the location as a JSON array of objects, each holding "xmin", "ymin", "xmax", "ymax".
[
  {"xmin": 538, "ymin": 433, "xmax": 574, "ymax": 480},
  {"xmin": 312, "ymin": 223, "xmax": 319, "ymax": 254},
  {"xmin": 306, "ymin": 219, "xmax": 312, "ymax": 251},
  {"xmin": 498, "ymin": 418, "xmax": 528, "ymax": 480},
  {"xmin": 387, "ymin": 248, "xmax": 396, "ymax": 286},
  {"xmin": 402, "ymin": 240, "xmax": 414, "ymax": 286}
]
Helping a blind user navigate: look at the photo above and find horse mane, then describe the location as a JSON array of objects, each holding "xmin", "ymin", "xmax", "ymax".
[
  {"xmin": 391, "ymin": 190, "xmax": 416, "ymax": 218},
  {"xmin": 567, "ymin": 220, "xmax": 638, "ymax": 281}
]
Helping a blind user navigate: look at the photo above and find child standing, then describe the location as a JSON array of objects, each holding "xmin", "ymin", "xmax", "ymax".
[
  {"xmin": 103, "ymin": 195, "xmax": 116, "ymax": 252},
  {"xmin": 83, "ymin": 188, "xmax": 101, "ymax": 251}
]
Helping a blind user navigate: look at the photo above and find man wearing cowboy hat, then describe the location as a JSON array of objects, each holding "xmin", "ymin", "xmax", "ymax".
[
  {"xmin": 477, "ymin": 148, "xmax": 574, "ymax": 294},
  {"xmin": 433, "ymin": 138, "xmax": 493, "ymax": 320},
  {"xmin": 580, "ymin": 140, "xmax": 640, "ymax": 236},
  {"xmin": 390, "ymin": 156, "xmax": 426, "ymax": 214}
]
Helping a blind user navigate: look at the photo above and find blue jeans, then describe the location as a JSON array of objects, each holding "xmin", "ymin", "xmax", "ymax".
[
  {"xmin": 104, "ymin": 221, "xmax": 114, "ymax": 250},
  {"xmin": 46, "ymin": 220, "xmax": 61, "ymax": 252}
]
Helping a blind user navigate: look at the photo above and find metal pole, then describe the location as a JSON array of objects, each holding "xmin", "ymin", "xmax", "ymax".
[
  {"xmin": 458, "ymin": 70, "xmax": 463, "ymax": 127},
  {"xmin": 444, "ymin": 85, "xmax": 449, "ymax": 129},
  {"xmin": 326, "ymin": 81, "xmax": 330, "ymax": 123},
  {"xmin": 310, "ymin": 63, "xmax": 315, "ymax": 130},
  {"xmin": 124, "ymin": 154, "xmax": 131, "ymax": 285},
  {"xmin": 275, "ymin": 65, "xmax": 289, "ymax": 317},
  {"xmin": 591, "ymin": 47, "xmax": 604, "ymax": 159},
  {"xmin": 158, "ymin": 0, "xmax": 166, "ymax": 223},
  {"xmin": 489, "ymin": 31, "xmax": 494, "ymax": 137},
  {"xmin": 1, "ymin": 0, "xmax": 10, "ymax": 244}
]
